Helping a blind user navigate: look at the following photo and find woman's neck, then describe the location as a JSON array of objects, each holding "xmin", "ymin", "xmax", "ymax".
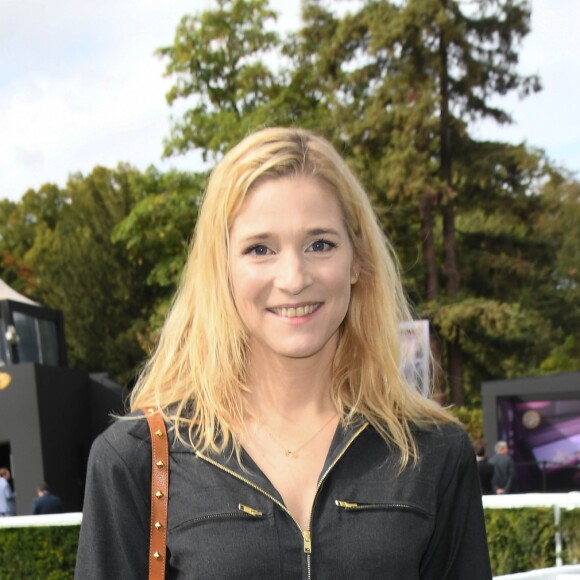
[{"xmin": 245, "ymin": 351, "xmax": 335, "ymax": 420}]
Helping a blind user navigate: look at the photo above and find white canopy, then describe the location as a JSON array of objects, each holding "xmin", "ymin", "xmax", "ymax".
[{"xmin": 0, "ymin": 278, "xmax": 40, "ymax": 305}]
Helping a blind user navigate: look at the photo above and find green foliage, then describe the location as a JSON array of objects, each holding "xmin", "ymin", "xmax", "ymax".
[
  {"xmin": 540, "ymin": 336, "xmax": 580, "ymax": 374},
  {"xmin": 156, "ymin": 0, "xmax": 548, "ymax": 404},
  {"xmin": 562, "ymin": 509, "xmax": 580, "ymax": 565},
  {"xmin": 112, "ymin": 167, "xmax": 207, "ymax": 352},
  {"xmin": 22, "ymin": 165, "xmax": 151, "ymax": 384},
  {"xmin": 485, "ymin": 508, "xmax": 555, "ymax": 575},
  {"xmin": 447, "ymin": 406, "xmax": 483, "ymax": 442},
  {"xmin": 2, "ymin": 0, "xmax": 579, "ymax": 397},
  {"xmin": 0, "ymin": 185, "xmax": 68, "ymax": 295},
  {"xmin": 2, "ymin": 510, "xmax": 578, "ymax": 577},
  {"xmin": 158, "ymin": 0, "xmax": 285, "ymax": 158},
  {"xmin": 0, "ymin": 164, "xmax": 202, "ymax": 385},
  {"xmin": 112, "ymin": 167, "xmax": 205, "ymax": 289},
  {"xmin": 0, "ymin": 526, "xmax": 79, "ymax": 579}
]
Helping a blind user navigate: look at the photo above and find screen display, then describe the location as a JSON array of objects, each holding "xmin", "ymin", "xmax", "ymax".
[{"xmin": 497, "ymin": 396, "xmax": 580, "ymax": 492}]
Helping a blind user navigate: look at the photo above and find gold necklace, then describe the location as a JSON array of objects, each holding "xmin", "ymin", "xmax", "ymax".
[{"xmin": 261, "ymin": 412, "xmax": 338, "ymax": 459}]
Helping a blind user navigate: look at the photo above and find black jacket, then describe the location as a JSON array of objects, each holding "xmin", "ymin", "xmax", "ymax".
[
  {"xmin": 31, "ymin": 492, "xmax": 63, "ymax": 515},
  {"xmin": 75, "ymin": 416, "xmax": 492, "ymax": 579},
  {"xmin": 490, "ymin": 453, "xmax": 517, "ymax": 494},
  {"xmin": 476, "ymin": 458, "xmax": 495, "ymax": 495}
]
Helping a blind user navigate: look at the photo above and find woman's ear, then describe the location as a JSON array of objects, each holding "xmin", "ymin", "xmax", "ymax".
[{"xmin": 351, "ymin": 269, "xmax": 360, "ymax": 285}]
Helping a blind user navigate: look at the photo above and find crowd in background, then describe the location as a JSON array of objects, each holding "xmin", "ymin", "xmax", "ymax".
[{"xmin": 0, "ymin": 469, "xmax": 63, "ymax": 516}]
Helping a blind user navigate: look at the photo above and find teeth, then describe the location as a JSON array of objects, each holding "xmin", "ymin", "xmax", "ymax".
[{"xmin": 273, "ymin": 304, "xmax": 319, "ymax": 318}]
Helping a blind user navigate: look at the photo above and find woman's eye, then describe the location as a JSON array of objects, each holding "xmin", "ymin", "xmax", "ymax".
[
  {"xmin": 309, "ymin": 239, "xmax": 337, "ymax": 252},
  {"xmin": 245, "ymin": 244, "xmax": 270, "ymax": 256}
]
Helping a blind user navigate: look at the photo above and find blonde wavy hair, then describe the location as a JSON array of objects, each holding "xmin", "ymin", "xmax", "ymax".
[{"xmin": 130, "ymin": 127, "xmax": 455, "ymax": 467}]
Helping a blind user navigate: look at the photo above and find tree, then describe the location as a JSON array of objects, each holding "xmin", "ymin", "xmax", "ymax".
[
  {"xmin": 112, "ymin": 167, "xmax": 206, "ymax": 352},
  {"xmin": 21, "ymin": 165, "xmax": 151, "ymax": 382},
  {"xmin": 158, "ymin": 0, "xmax": 283, "ymax": 159},
  {"xmin": 288, "ymin": 0, "xmax": 541, "ymax": 404},
  {"xmin": 536, "ymin": 173, "xmax": 580, "ymax": 374},
  {"xmin": 0, "ymin": 184, "xmax": 69, "ymax": 295},
  {"xmin": 156, "ymin": 0, "xmax": 569, "ymax": 405},
  {"xmin": 1, "ymin": 164, "xmax": 206, "ymax": 385}
]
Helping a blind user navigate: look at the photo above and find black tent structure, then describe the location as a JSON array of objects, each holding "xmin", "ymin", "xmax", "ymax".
[
  {"xmin": 0, "ymin": 279, "xmax": 127, "ymax": 514},
  {"xmin": 0, "ymin": 278, "xmax": 67, "ymax": 367}
]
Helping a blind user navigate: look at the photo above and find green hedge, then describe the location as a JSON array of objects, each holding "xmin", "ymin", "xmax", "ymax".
[
  {"xmin": 485, "ymin": 508, "xmax": 555, "ymax": 575},
  {"xmin": 562, "ymin": 509, "xmax": 580, "ymax": 565},
  {"xmin": 0, "ymin": 526, "xmax": 79, "ymax": 579},
  {"xmin": 1, "ymin": 508, "xmax": 579, "ymax": 576},
  {"xmin": 485, "ymin": 507, "xmax": 580, "ymax": 576}
]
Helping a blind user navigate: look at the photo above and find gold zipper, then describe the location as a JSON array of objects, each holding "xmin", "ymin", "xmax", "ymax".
[
  {"xmin": 308, "ymin": 422, "xmax": 369, "ymax": 527},
  {"xmin": 335, "ymin": 500, "xmax": 358, "ymax": 509},
  {"xmin": 238, "ymin": 503, "xmax": 263, "ymax": 517},
  {"xmin": 334, "ymin": 499, "xmax": 430, "ymax": 518},
  {"xmin": 196, "ymin": 421, "xmax": 368, "ymax": 577},
  {"xmin": 195, "ymin": 451, "xmax": 309, "ymax": 551},
  {"xmin": 305, "ymin": 422, "xmax": 369, "ymax": 579}
]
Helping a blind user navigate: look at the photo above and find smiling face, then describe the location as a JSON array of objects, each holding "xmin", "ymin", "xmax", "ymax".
[{"xmin": 228, "ymin": 175, "xmax": 357, "ymax": 365}]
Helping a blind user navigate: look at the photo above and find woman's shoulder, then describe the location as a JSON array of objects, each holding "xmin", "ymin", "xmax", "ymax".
[
  {"xmin": 89, "ymin": 411, "xmax": 152, "ymax": 465},
  {"xmin": 414, "ymin": 421, "xmax": 472, "ymax": 458},
  {"xmin": 90, "ymin": 409, "xmax": 192, "ymax": 462}
]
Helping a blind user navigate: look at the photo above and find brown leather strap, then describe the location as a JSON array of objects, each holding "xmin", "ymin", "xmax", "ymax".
[{"xmin": 143, "ymin": 407, "xmax": 169, "ymax": 580}]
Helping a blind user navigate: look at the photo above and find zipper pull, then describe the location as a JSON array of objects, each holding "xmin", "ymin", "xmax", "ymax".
[
  {"xmin": 335, "ymin": 500, "xmax": 358, "ymax": 509},
  {"xmin": 303, "ymin": 530, "xmax": 312, "ymax": 554},
  {"xmin": 238, "ymin": 504, "xmax": 263, "ymax": 517}
]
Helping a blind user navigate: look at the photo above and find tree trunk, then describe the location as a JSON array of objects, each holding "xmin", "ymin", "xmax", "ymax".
[
  {"xmin": 447, "ymin": 334, "xmax": 464, "ymax": 407},
  {"xmin": 429, "ymin": 327, "xmax": 446, "ymax": 404},
  {"xmin": 419, "ymin": 191, "xmax": 446, "ymax": 403},
  {"xmin": 439, "ymin": 0, "xmax": 464, "ymax": 405},
  {"xmin": 443, "ymin": 203, "xmax": 460, "ymax": 295},
  {"xmin": 443, "ymin": 203, "xmax": 463, "ymax": 405},
  {"xmin": 419, "ymin": 192, "xmax": 438, "ymax": 301}
]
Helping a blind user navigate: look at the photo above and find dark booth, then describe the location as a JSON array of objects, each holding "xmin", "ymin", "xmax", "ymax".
[{"xmin": 0, "ymin": 279, "xmax": 127, "ymax": 514}]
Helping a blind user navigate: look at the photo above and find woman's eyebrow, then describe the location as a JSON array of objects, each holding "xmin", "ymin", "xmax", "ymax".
[
  {"xmin": 237, "ymin": 227, "xmax": 342, "ymax": 243},
  {"xmin": 306, "ymin": 227, "xmax": 342, "ymax": 237},
  {"xmin": 237, "ymin": 231, "xmax": 272, "ymax": 243}
]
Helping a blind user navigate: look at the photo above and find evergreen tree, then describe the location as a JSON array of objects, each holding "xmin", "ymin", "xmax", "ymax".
[{"xmin": 287, "ymin": 0, "xmax": 541, "ymax": 403}]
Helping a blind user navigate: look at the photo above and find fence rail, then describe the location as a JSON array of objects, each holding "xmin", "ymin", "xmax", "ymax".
[{"xmin": 0, "ymin": 512, "xmax": 82, "ymax": 528}]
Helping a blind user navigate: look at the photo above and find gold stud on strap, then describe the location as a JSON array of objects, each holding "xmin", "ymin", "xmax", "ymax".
[{"xmin": 141, "ymin": 406, "xmax": 169, "ymax": 576}]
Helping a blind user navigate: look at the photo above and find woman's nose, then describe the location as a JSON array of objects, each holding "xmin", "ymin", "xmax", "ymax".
[{"xmin": 274, "ymin": 251, "xmax": 312, "ymax": 294}]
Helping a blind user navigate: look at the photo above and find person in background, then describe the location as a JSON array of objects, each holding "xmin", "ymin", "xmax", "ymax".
[
  {"xmin": 76, "ymin": 127, "xmax": 492, "ymax": 579},
  {"xmin": 473, "ymin": 439, "xmax": 494, "ymax": 495},
  {"xmin": 0, "ymin": 467, "xmax": 16, "ymax": 516},
  {"xmin": 31, "ymin": 482, "xmax": 63, "ymax": 515},
  {"xmin": 490, "ymin": 440, "xmax": 517, "ymax": 494}
]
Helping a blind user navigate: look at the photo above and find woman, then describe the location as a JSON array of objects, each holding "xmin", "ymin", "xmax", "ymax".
[{"xmin": 76, "ymin": 128, "xmax": 492, "ymax": 579}]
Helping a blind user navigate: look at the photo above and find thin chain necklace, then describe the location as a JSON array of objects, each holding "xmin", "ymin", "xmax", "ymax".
[{"xmin": 261, "ymin": 412, "xmax": 338, "ymax": 459}]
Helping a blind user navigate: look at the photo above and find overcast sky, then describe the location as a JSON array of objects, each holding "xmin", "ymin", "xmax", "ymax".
[{"xmin": 1, "ymin": 0, "xmax": 578, "ymax": 202}]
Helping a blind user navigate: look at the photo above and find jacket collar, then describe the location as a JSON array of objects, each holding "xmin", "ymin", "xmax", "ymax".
[{"xmin": 192, "ymin": 417, "xmax": 368, "ymax": 503}]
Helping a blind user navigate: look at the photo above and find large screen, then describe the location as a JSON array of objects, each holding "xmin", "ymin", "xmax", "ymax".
[{"xmin": 497, "ymin": 396, "xmax": 580, "ymax": 492}]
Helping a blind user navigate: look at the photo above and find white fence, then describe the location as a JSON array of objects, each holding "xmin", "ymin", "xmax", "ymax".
[
  {"xmin": 0, "ymin": 512, "xmax": 82, "ymax": 528},
  {"xmin": 494, "ymin": 565, "xmax": 580, "ymax": 579}
]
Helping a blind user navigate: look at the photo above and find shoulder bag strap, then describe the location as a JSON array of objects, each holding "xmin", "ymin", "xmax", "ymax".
[{"xmin": 143, "ymin": 407, "xmax": 169, "ymax": 580}]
